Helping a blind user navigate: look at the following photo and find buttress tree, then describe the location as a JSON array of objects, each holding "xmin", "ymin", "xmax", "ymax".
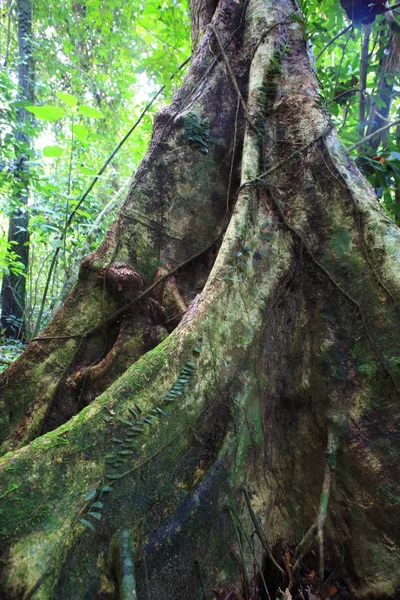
[{"xmin": 1, "ymin": 0, "xmax": 400, "ymax": 598}]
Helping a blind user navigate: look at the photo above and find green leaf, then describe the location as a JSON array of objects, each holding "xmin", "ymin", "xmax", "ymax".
[
  {"xmin": 100, "ymin": 486, "xmax": 113, "ymax": 493},
  {"xmin": 79, "ymin": 518, "xmax": 95, "ymax": 531},
  {"xmin": 85, "ymin": 489, "xmax": 97, "ymax": 501},
  {"xmin": 88, "ymin": 511, "xmax": 102, "ymax": 520},
  {"xmin": 92, "ymin": 501, "xmax": 104, "ymax": 509},
  {"xmin": 73, "ymin": 124, "xmax": 89, "ymax": 141},
  {"xmin": 42, "ymin": 145, "xmax": 64, "ymax": 158},
  {"xmin": 26, "ymin": 105, "xmax": 66, "ymax": 121},
  {"xmin": 78, "ymin": 165, "xmax": 98, "ymax": 176},
  {"xmin": 78, "ymin": 105, "xmax": 105, "ymax": 119},
  {"xmin": 56, "ymin": 91, "xmax": 78, "ymax": 107},
  {"xmin": 106, "ymin": 473, "xmax": 124, "ymax": 480}
]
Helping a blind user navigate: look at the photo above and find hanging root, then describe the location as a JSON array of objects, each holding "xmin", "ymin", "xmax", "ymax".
[
  {"xmin": 293, "ymin": 426, "xmax": 339, "ymax": 581},
  {"xmin": 228, "ymin": 503, "xmax": 271, "ymax": 600},
  {"xmin": 242, "ymin": 484, "xmax": 284, "ymax": 575},
  {"xmin": 115, "ymin": 528, "xmax": 137, "ymax": 600}
]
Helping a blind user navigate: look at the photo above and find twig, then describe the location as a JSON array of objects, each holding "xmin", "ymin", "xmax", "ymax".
[
  {"xmin": 348, "ymin": 118, "xmax": 400, "ymax": 151},
  {"xmin": 225, "ymin": 97, "xmax": 241, "ymax": 218},
  {"xmin": 316, "ymin": 25, "xmax": 352, "ymax": 61},
  {"xmin": 331, "ymin": 29, "xmax": 352, "ymax": 103},
  {"xmin": 329, "ymin": 87, "xmax": 360, "ymax": 104},
  {"xmin": 228, "ymin": 505, "xmax": 252, "ymax": 598}
]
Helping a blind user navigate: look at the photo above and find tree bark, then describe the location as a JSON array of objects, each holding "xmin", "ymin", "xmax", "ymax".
[
  {"xmin": 1, "ymin": 0, "xmax": 34, "ymax": 339},
  {"xmin": 1, "ymin": 0, "xmax": 400, "ymax": 599}
]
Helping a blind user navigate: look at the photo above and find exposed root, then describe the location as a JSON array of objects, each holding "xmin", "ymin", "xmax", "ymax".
[
  {"xmin": 293, "ymin": 427, "xmax": 338, "ymax": 582},
  {"xmin": 115, "ymin": 528, "xmax": 137, "ymax": 600},
  {"xmin": 242, "ymin": 484, "xmax": 284, "ymax": 575},
  {"xmin": 228, "ymin": 503, "xmax": 272, "ymax": 600}
]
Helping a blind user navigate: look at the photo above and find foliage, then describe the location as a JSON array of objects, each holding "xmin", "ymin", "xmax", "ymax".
[
  {"xmin": 302, "ymin": 0, "xmax": 400, "ymax": 223},
  {"xmin": 0, "ymin": 0, "xmax": 191, "ymax": 340},
  {"xmin": 183, "ymin": 111, "xmax": 210, "ymax": 153}
]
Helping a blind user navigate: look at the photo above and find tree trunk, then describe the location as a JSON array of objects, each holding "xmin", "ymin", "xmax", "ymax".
[
  {"xmin": 1, "ymin": 0, "xmax": 34, "ymax": 339},
  {"xmin": 1, "ymin": 1, "xmax": 400, "ymax": 598}
]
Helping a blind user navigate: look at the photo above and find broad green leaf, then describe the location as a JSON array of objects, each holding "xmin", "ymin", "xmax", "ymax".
[
  {"xmin": 78, "ymin": 105, "xmax": 105, "ymax": 119},
  {"xmin": 26, "ymin": 105, "xmax": 66, "ymax": 121},
  {"xmin": 73, "ymin": 124, "xmax": 89, "ymax": 141},
  {"xmin": 78, "ymin": 165, "xmax": 97, "ymax": 176},
  {"xmin": 56, "ymin": 91, "xmax": 78, "ymax": 107},
  {"xmin": 42, "ymin": 145, "xmax": 63, "ymax": 158}
]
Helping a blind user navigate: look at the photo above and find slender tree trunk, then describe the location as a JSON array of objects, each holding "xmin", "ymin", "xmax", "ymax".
[
  {"xmin": 1, "ymin": 0, "xmax": 34, "ymax": 339},
  {"xmin": 365, "ymin": 29, "xmax": 400, "ymax": 149},
  {"xmin": 1, "ymin": 1, "xmax": 400, "ymax": 599}
]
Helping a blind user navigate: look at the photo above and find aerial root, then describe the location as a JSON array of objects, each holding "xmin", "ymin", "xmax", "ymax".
[
  {"xmin": 293, "ymin": 427, "xmax": 338, "ymax": 582},
  {"xmin": 116, "ymin": 528, "xmax": 138, "ymax": 600},
  {"xmin": 242, "ymin": 484, "xmax": 284, "ymax": 576}
]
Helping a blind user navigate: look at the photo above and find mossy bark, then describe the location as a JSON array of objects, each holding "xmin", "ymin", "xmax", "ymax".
[{"xmin": 1, "ymin": 0, "xmax": 400, "ymax": 598}]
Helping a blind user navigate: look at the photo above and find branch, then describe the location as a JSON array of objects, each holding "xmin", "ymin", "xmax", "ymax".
[
  {"xmin": 348, "ymin": 118, "xmax": 400, "ymax": 151},
  {"xmin": 317, "ymin": 1, "xmax": 400, "ymax": 62},
  {"xmin": 316, "ymin": 25, "xmax": 352, "ymax": 61}
]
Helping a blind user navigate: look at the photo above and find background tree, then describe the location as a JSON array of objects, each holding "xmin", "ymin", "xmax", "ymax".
[
  {"xmin": 1, "ymin": 0, "xmax": 34, "ymax": 339},
  {"xmin": 0, "ymin": 0, "xmax": 190, "ymax": 344},
  {"xmin": 1, "ymin": 1, "xmax": 400, "ymax": 599}
]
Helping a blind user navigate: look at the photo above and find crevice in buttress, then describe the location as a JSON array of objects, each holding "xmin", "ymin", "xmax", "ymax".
[{"xmin": 40, "ymin": 241, "xmax": 221, "ymax": 435}]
